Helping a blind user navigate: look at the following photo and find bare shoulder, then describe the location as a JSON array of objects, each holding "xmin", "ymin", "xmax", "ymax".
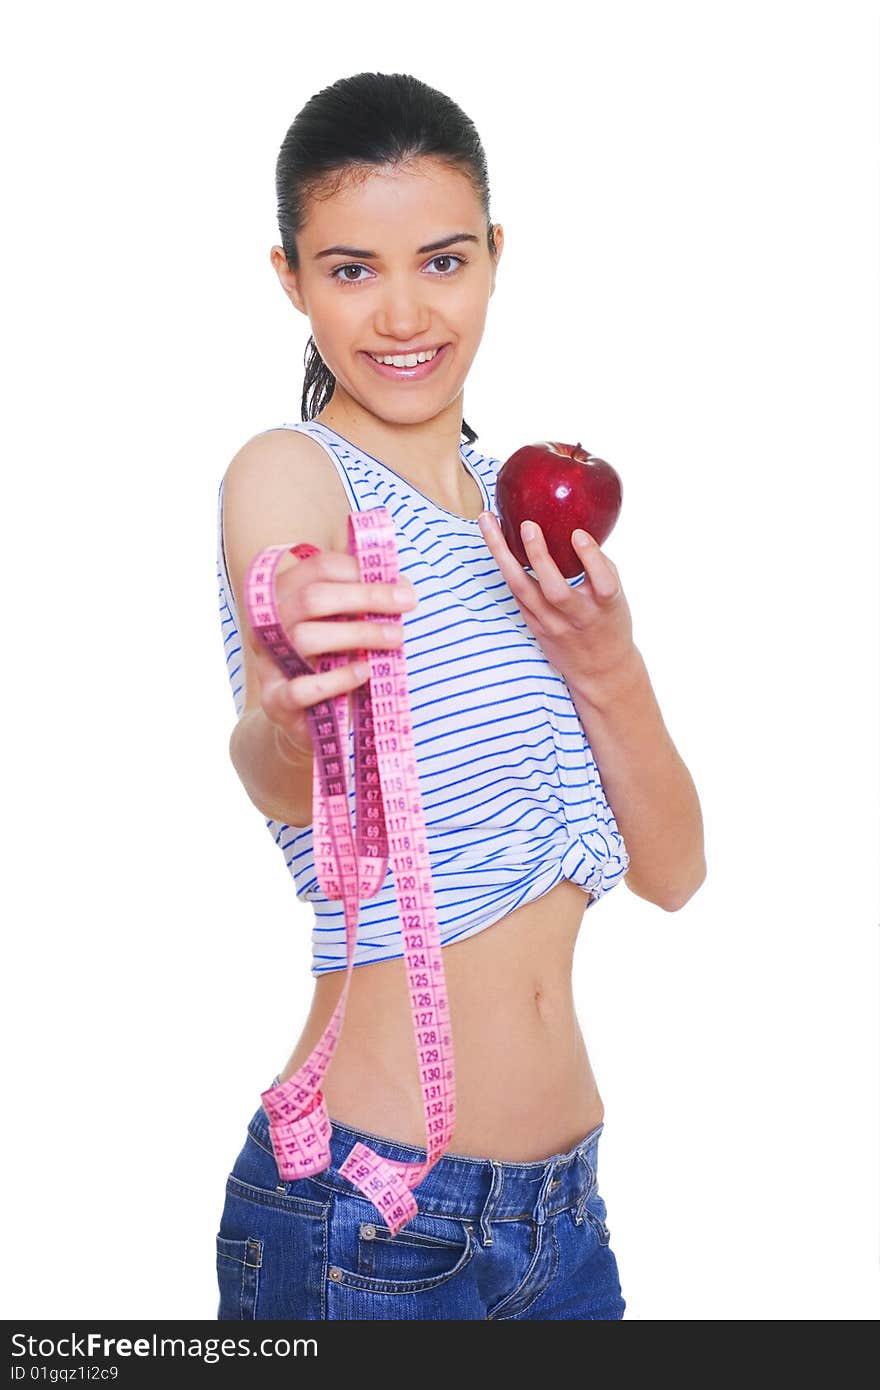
[{"xmin": 223, "ymin": 426, "xmax": 352, "ymax": 554}]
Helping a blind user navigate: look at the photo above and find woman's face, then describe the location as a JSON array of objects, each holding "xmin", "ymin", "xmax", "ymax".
[{"xmin": 273, "ymin": 157, "xmax": 503, "ymax": 426}]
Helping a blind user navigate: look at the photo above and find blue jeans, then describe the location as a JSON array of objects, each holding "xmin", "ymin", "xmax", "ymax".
[{"xmin": 216, "ymin": 1075, "xmax": 626, "ymax": 1320}]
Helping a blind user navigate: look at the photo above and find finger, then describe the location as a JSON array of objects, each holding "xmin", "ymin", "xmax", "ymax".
[
  {"xmin": 477, "ymin": 510, "xmax": 543, "ymax": 613},
  {"xmin": 269, "ymin": 657, "xmax": 372, "ymax": 721},
  {"xmin": 299, "ymin": 578, "xmax": 419, "ymax": 621},
  {"xmin": 517, "ymin": 519, "xmax": 577, "ymax": 609},
  {"xmin": 253, "ymin": 640, "xmax": 315, "ymax": 692},
  {"xmin": 276, "ymin": 547, "xmax": 362, "ymax": 586},
  {"xmin": 290, "ymin": 616, "xmax": 405, "ymax": 659},
  {"xmin": 571, "ymin": 529, "xmax": 622, "ymax": 602},
  {"xmin": 289, "ymin": 657, "xmax": 374, "ymax": 706}
]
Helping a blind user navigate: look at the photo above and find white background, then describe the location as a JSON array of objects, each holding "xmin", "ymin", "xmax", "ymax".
[{"xmin": 2, "ymin": 0, "xmax": 877, "ymax": 1321}]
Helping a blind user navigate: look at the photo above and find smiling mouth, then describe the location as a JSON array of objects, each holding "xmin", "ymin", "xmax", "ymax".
[{"xmin": 360, "ymin": 343, "xmax": 451, "ymax": 379}]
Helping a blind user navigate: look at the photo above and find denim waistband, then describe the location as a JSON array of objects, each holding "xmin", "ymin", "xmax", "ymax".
[{"xmin": 251, "ymin": 1076, "xmax": 605, "ymax": 1227}]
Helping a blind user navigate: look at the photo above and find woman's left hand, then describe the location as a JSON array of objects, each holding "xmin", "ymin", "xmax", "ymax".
[{"xmin": 477, "ymin": 512, "xmax": 636, "ymax": 690}]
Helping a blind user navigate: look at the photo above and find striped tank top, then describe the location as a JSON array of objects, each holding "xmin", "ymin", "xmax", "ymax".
[{"xmin": 216, "ymin": 419, "xmax": 630, "ymax": 976}]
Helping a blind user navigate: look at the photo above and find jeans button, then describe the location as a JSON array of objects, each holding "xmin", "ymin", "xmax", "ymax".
[
  {"xmin": 329, "ymin": 1266, "xmax": 343, "ymax": 1281},
  {"xmin": 361, "ymin": 1222, "xmax": 377, "ymax": 1239}
]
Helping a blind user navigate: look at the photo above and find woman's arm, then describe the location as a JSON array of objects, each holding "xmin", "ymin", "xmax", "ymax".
[
  {"xmin": 230, "ymin": 707, "xmax": 314, "ymax": 828},
  {"xmin": 476, "ymin": 512, "xmax": 705, "ymax": 912},
  {"xmin": 570, "ymin": 644, "xmax": 706, "ymax": 911},
  {"xmin": 221, "ymin": 430, "xmax": 341, "ymax": 831}
]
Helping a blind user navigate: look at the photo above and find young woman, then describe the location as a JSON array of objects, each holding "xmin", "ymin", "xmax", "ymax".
[{"xmin": 215, "ymin": 72, "xmax": 705, "ymax": 1321}]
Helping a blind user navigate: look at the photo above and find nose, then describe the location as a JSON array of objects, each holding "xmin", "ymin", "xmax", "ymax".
[{"xmin": 375, "ymin": 277, "xmax": 432, "ymax": 342}]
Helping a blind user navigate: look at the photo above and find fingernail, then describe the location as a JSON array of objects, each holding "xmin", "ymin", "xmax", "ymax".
[
  {"xmin": 521, "ymin": 520, "xmax": 537, "ymax": 541},
  {"xmin": 573, "ymin": 528, "xmax": 590, "ymax": 545}
]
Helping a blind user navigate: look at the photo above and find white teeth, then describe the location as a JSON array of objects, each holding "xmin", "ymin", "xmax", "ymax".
[{"xmin": 369, "ymin": 347, "xmax": 440, "ymax": 367}]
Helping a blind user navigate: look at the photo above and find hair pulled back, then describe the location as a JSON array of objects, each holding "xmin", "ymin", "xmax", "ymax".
[{"xmin": 275, "ymin": 71, "xmax": 497, "ymax": 444}]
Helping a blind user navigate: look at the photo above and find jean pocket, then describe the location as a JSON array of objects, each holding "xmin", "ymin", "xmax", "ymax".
[
  {"xmin": 216, "ymin": 1235, "xmax": 262, "ymax": 1319},
  {"xmin": 228, "ymin": 1127, "xmax": 331, "ymax": 1214},
  {"xmin": 328, "ymin": 1202, "xmax": 477, "ymax": 1295}
]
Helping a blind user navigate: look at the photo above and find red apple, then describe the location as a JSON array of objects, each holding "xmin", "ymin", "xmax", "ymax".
[{"xmin": 495, "ymin": 440, "xmax": 623, "ymax": 577}]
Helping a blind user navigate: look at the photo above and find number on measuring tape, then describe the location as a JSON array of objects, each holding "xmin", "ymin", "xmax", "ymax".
[{"xmin": 244, "ymin": 508, "xmax": 456, "ymax": 1236}]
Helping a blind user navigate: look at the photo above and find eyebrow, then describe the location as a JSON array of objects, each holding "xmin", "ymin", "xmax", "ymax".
[{"xmin": 314, "ymin": 232, "xmax": 481, "ymax": 261}]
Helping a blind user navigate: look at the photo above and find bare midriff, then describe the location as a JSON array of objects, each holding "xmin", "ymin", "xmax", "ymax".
[{"xmin": 276, "ymin": 876, "xmax": 605, "ymax": 1162}]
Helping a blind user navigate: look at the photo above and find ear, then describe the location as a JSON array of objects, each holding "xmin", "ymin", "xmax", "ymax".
[
  {"xmin": 489, "ymin": 223, "xmax": 503, "ymax": 295},
  {"xmin": 270, "ymin": 245, "xmax": 307, "ymax": 315}
]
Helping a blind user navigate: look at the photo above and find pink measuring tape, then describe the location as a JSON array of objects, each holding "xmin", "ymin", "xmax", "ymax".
[{"xmin": 243, "ymin": 506, "xmax": 456, "ymax": 1236}]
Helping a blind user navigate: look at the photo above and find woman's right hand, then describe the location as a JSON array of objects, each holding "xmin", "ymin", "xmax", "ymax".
[{"xmin": 245, "ymin": 546, "xmax": 419, "ymax": 761}]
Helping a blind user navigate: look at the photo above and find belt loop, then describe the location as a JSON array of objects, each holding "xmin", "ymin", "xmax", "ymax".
[
  {"xmin": 534, "ymin": 1161, "xmax": 560, "ymax": 1227},
  {"xmin": 574, "ymin": 1148, "xmax": 594, "ymax": 1224},
  {"xmin": 479, "ymin": 1162, "xmax": 504, "ymax": 1247}
]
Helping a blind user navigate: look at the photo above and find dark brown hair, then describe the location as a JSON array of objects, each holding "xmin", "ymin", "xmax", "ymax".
[{"xmin": 275, "ymin": 71, "xmax": 498, "ymax": 444}]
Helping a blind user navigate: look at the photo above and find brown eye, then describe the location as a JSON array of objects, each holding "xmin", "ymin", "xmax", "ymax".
[
  {"xmin": 331, "ymin": 263, "xmax": 371, "ymax": 285},
  {"xmin": 426, "ymin": 254, "xmax": 465, "ymax": 276}
]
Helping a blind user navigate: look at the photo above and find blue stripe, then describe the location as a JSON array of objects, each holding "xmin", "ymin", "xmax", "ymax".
[{"xmin": 216, "ymin": 421, "xmax": 629, "ymax": 975}]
